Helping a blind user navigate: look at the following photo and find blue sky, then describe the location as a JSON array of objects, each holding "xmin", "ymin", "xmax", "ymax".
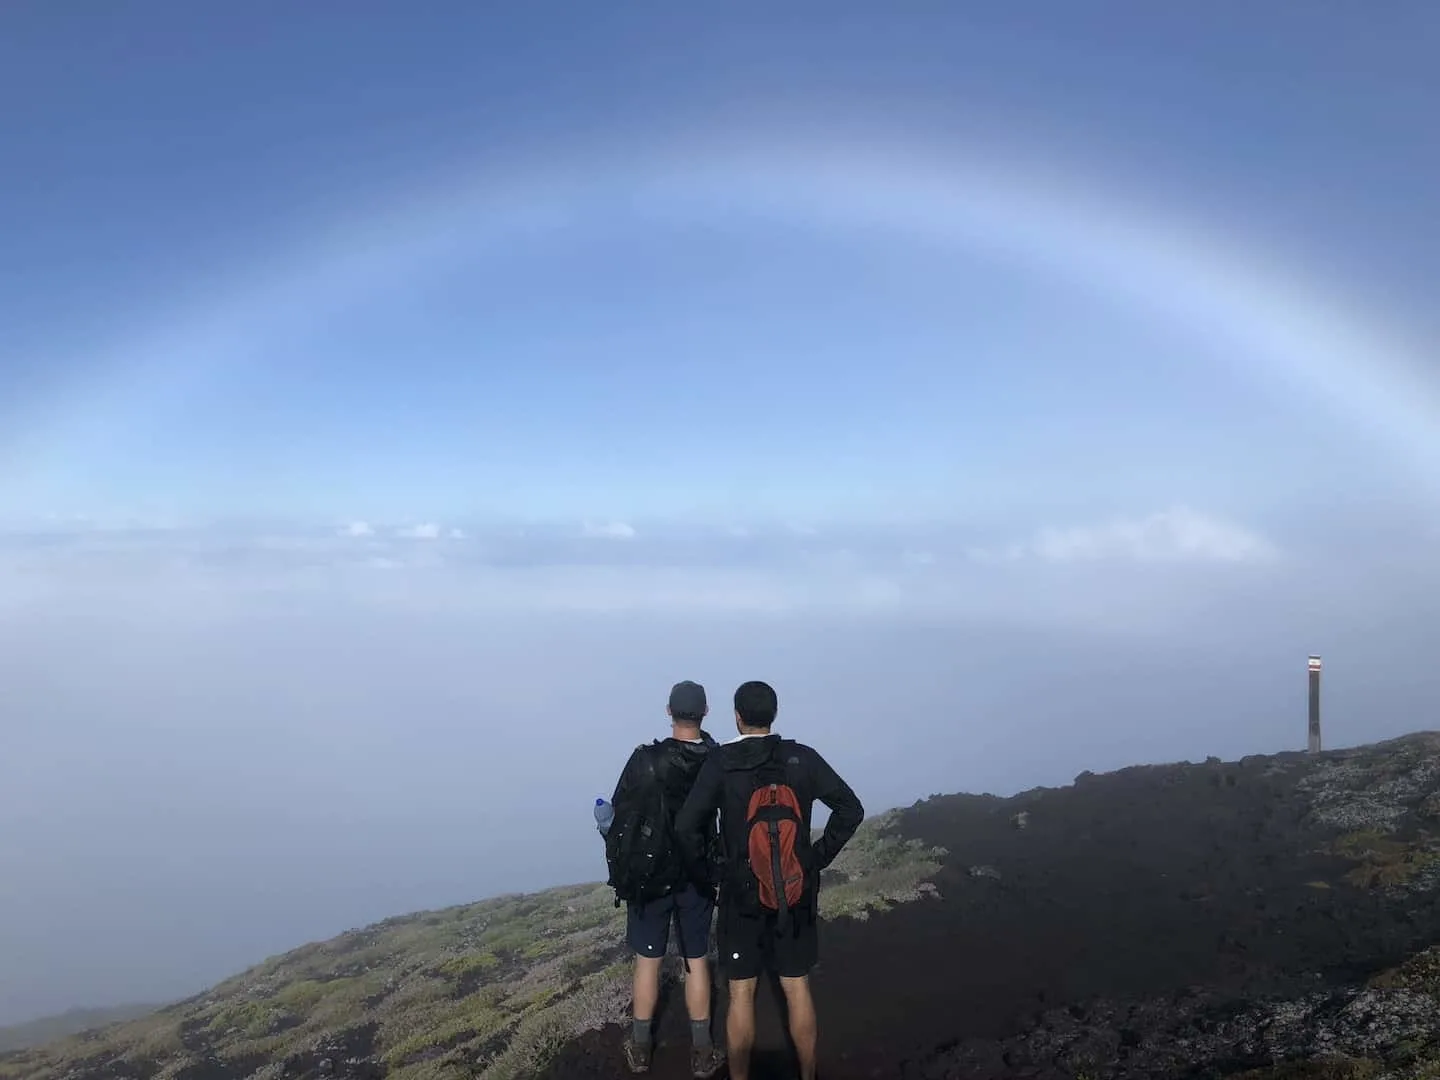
[
  {"xmin": 2, "ymin": 1, "xmax": 1440, "ymax": 1025},
  {"xmin": 3, "ymin": 1, "xmax": 1439, "ymax": 523}
]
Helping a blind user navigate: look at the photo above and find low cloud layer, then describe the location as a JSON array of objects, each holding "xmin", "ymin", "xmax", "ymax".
[
  {"xmin": 996, "ymin": 505, "xmax": 1279, "ymax": 564},
  {"xmin": 0, "ymin": 506, "xmax": 1289, "ymax": 630},
  {"xmin": 580, "ymin": 520, "xmax": 638, "ymax": 540}
]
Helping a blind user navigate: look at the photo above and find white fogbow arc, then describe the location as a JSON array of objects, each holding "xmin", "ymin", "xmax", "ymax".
[{"xmin": 10, "ymin": 132, "xmax": 1440, "ymax": 496}]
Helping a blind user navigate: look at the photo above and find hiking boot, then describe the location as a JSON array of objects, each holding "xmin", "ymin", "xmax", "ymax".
[
  {"xmin": 690, "ymin": 1043, "xmax": 726, "ymax": 1078},
  {"xmin": 622, "ymin": 1035, "xmax": 652, "ymax": 1073}
]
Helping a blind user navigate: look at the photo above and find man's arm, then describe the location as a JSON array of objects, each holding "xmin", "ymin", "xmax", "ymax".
[
  {"xmin": 674, "ymin": 756, "xmax": 723, "ymax": 885},
  {"xmin": 808, "ymin": 750, "xmax": 865, "ymax": 870}
]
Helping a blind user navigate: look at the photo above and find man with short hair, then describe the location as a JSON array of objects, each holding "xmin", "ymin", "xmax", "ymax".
[
  {"xmin": 604, "ymin": 680, "xmax": 727, "ymax": 1078},
  {"xmin": 674, "ymin": 680, "xmax": 865, "ymax": 1080}
]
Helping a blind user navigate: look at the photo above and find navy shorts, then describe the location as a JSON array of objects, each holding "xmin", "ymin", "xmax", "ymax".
[
  {"xmin": 627, "ymin": 883, "xmax": 715, "ymax": 960},
  {"xmin": 718, "ymin": 899, "xmax": 819, "ymax": 980}
]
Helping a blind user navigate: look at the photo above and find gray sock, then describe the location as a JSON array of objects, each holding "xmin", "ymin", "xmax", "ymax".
[
  {"xmin": 632, "ymin": 1018, "xmax": 652, "ymax": 1046},
  {"xmin": 690, "ymin": 1018, "xmax": 712, "ymax": 1049}
]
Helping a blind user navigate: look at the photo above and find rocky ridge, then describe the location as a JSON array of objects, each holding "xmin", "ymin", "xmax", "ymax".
[
  {"xmin": 0, "ymin": 810, "xmax": 943, "ymax": 1080},
  {"xmin": 898, "ymin": 733, "xmax": 1440, "ymax": 1080}
]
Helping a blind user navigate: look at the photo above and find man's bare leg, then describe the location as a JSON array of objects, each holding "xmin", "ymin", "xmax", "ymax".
[
  {"xmin": 683, "ymin": 955, "xmax": 711, "ymax": 1021},
  {"xmin": 726, "ymin": 977, "xmax": 758, "ymax": 1080},
  {"xmin": 632, "ymin": 954, "xmax": 662, "ymax": 1026},
  {"xmin": 778, "ymin": 974, "xmax": 818, "ymax": 1080},
  {"xmin": 622, "ymin": 955, "xmax": 663, "ymax": 1071},
  {"xmin": 682, "ymin": 956, "xmax": 725, "ymax": 1076}
]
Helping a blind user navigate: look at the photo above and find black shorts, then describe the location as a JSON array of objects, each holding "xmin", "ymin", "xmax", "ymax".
[
  {"xmin": 717, "ymin": 899, "xmax": 818, "ymax": 980},
  {"xmin": 626, "ymin": 883, "xmax": 715, "ymax": 960}
]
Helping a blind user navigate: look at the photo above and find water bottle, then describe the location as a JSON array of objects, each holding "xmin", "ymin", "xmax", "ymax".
[{"xmin": 594, "ymin": 797, "xmax": 614, "ymax": 836}]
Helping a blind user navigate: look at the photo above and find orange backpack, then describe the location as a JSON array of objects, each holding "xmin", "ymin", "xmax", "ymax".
[{"xmin": 743, "ymin": 751, "xmax": 809, "ymax": 925}]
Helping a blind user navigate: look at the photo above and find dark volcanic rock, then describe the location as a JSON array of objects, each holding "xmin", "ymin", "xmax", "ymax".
[
  {"xmin": 902, "ymin": 977, "xmax": 1440, "ymax": 1079},
  {"xmin": 277, "ymin": 1025, "xmax": 382, "ymax": 1080}
]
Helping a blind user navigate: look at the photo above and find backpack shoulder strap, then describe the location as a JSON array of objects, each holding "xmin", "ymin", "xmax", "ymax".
[
  {"xmin": 637, "ymin": 741, "xmax": 671, "ymax": 808},
  {"xmin": 620, "ymin": 742, "xmax": 663, "ymax": 801},
  {"xmin": 756, "ymin": 739, "xmax": 804, "ymax": 803},
  {"xmin": 630, "ymin": 739, "xmax": 661, "ymax": 766}
]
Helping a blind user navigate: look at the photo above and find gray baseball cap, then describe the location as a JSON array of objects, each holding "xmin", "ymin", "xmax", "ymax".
[{"xmin": 667, "ymin": 680, "xmax": 707, "ymax": 718}]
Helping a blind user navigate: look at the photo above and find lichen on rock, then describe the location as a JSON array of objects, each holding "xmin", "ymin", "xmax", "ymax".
[{"xmin": 1297, "ymin": 735, "xmax": 1440, "ymax": 835}]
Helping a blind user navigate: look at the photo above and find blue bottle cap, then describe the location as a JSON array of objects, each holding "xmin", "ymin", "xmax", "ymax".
[{"xmin": 595, "ymin": 797, "xmax": 605, "ymax": 806}]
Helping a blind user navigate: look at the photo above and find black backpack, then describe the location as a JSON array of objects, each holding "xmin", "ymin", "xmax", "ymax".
[{"xmin": 604, "ymin": 744, "xmax": 684, "ymax": 907}]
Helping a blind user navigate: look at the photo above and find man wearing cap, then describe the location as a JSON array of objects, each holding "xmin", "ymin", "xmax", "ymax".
[{"xmin": 606, "ymin": 680, "xmax": 726, "ymax": 1077}]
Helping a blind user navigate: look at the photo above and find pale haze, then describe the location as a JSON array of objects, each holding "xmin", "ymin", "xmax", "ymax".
[{"xmin": 3, "ymin": 2, "xmax": 1440, "ymax": 1026}]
